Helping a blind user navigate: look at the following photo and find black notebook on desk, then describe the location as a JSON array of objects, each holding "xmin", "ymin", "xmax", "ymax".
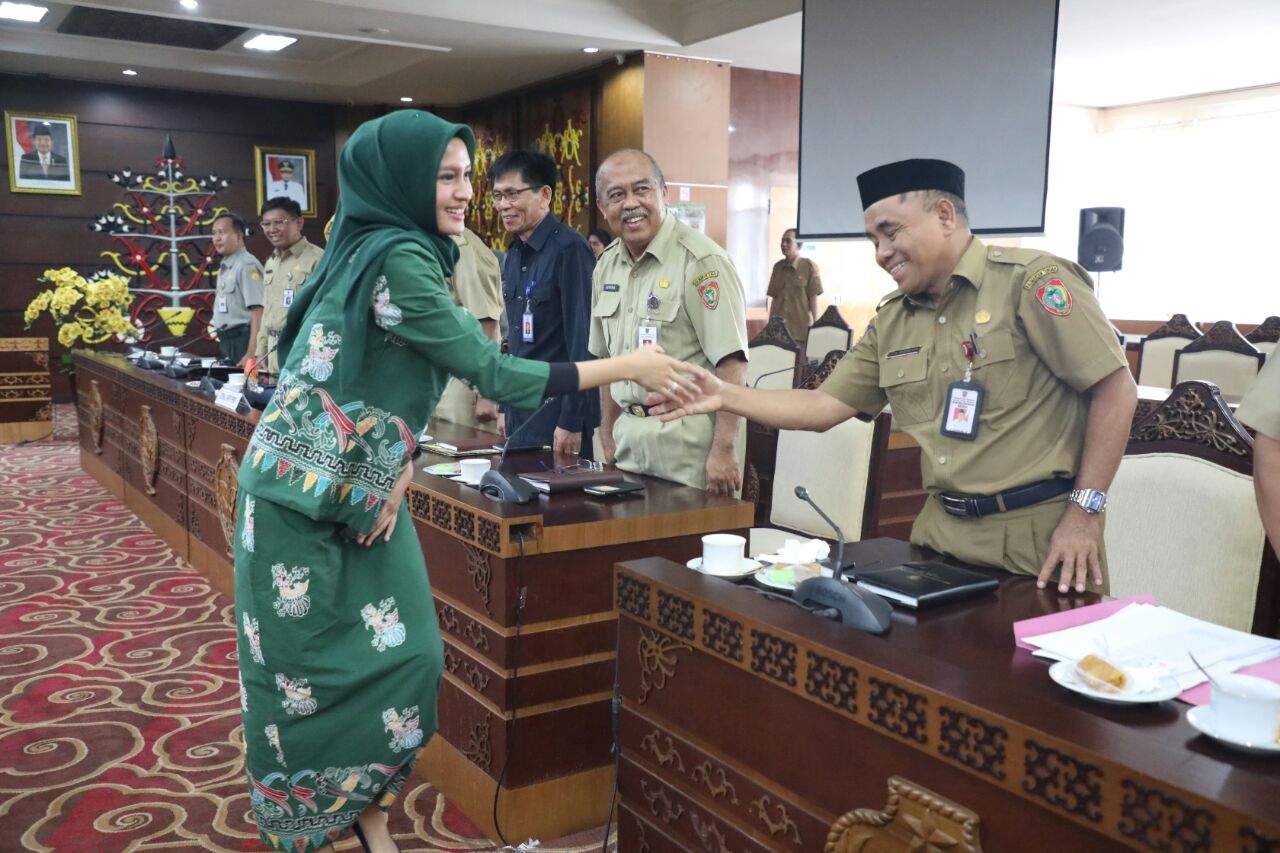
[{"xmin": 854, "ymin": 560, "xmax": 998, "ymax": 609}]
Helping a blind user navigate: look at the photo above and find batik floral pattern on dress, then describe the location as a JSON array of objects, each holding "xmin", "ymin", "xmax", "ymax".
[
  {"xmin": 382, "ymin": 705, "xmax": 423, "ymax": 753},
  {"xmin": 299, "ymin": 323, "xmax": 341, "ymax": 382},
  {"xmin": 272, "ymin": 563, "xmax": 311, "ymax": 618},
  {"xmin": 371, "ymin": 275, "xmax": 403, "ymax": 329},
  {"xmin": 275, "ymin": 673, "xmax": 317, "ymax": 716},
  {"xmin": 265, "ymin": 723, "xmax": 286, "ymax": 766},
  {"xmin": 242, "ymin": 612, "xmax": 265, "ymax": 665},
  {"xmin": 241, "ymin": 495, "xmax": 256, "ymax": 553},
  {"xmin": 360, "ymin": 597, "xmax": 406, "ymax": 652},
  {"xmin": 248, "ymin": 760, "xmax": 406, "ymax": 850}
]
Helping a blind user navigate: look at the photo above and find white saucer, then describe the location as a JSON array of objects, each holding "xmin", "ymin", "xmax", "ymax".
[
  {"xmin": 753, "ymin": 562, "xmax": 831, "ymax": 591},
  {"xmin": 1186, "ymin": 706, "xmax": 1280, "ymax": 755},
  {"xmin": 1048, "ymin": 660, "xmax": 1182, "ymax": 705},
  {"xmin": 686, "ymin": 557, "xmax": 761, "ymax": 578}
]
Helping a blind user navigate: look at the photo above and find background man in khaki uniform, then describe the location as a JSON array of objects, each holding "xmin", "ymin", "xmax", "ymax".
[
  {"xmin": 653, "ymin": 159, "xmax": 1137, "ymax": 593},
  {"xmin": 434, "ymin": 226, "xmax": 504, "ymax": 430},
  {"xmin": 1237, "ymin": 356, "xmax": 1280, "ymax": 552},
  {"xmin": 589, "ymin": 149, "xmax": 748, "ymax": 495},
  {"xmin": 254, "ymin": 197, "xmax": 323, "ymax": 380},
  {"xmin": 210, "ymin": 212, "xmax": 264, "ymax": 367},
  {"xmin": 766, "ymin": 228, "xmax": 823, "ymax": 345}
]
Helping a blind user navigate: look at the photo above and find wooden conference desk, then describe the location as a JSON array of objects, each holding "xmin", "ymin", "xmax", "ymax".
[
  {"xmin": 614, "ymin": 542, "xmax": 1280, "ymax": 853},
  {"xmin": 72, "ymin": 352, "xmax": 754, "ymax": 841}
]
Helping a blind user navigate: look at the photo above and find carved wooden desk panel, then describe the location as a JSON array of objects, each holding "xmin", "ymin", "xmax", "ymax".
[
  {"xmin": 73, "ymin": 353, "xmax": 756, "ymax": 843},
  {"xmin": 614, "ymin": 547, "xmax": 1280, "ymax": 853},
  {"xmin": 0, "ymin": 337, "xmax": 52, "ymax": 444}
]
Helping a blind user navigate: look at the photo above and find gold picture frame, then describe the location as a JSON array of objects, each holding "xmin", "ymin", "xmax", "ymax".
[
  {"xmin": 6, "ymin": 111, "xmax": 81, "ymax": 195},
  {"xmin": 254, "ymin": 146, "xmax": 317, "ymax": 217}
]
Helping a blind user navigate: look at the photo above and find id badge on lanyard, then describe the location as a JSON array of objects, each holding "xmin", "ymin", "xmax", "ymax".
[
  {"xmin": 638, "ymin": 289, "xmax": 659, "ymax": 347},
  {"xmin": 522, "ymin": 280, "xmax": 536, "ymax": 343},
  {"xmin": 282, "ymin": 288, "xmax": 295, "ymax": 307},
  {"xmin": 941, "ymin": 334, "xmax": 984, "ymax": 440}
]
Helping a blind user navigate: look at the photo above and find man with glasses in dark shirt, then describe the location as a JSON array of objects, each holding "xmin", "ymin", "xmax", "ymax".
[{"xmin": 492, "ymin": 149, "xmax": 600, "ymax": 457}]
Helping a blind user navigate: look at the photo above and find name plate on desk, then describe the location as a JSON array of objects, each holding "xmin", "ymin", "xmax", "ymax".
[{"xmin": 214, "ymin": 387, "xmax": 246, "ymax": 412}]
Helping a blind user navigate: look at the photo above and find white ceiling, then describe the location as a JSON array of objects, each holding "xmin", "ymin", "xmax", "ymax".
[{"xmin": 0, "ymin": 0, "xmax": 1276, "ymax": 107}]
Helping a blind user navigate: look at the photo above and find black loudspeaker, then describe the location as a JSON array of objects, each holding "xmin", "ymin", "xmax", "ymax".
[{"xmin": 1078, "ymin": 207, "xmax": 1125, "ymax": 272}]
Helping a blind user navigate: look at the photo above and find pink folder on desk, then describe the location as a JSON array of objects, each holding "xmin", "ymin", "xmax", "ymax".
[
  {"xmin": 1013, "ymin": 595, "xmax": 1280, "ymax": 704},
  {"xmin": 1013, "ymin": 594, "xmax": 1157, "ymax": 652}
]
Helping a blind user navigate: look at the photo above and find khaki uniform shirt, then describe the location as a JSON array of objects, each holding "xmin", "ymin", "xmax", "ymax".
[
  {"xmin": 1237, "ymin": 355, "xmax": 1280, "ymax": 440},
  {"xmin": 821, "ymin": 238, "xmax": 1127, "ymax": 576},
  {"xmin": 767, "ymin": 256, "xmax": 823, "ymax": 343},
  {"xmin": 436, "ymin": 228, "xmax": 504, "ymax": 430},
  {"xmin": 256, "ymin": 237, "xmax": 324, "ymax": 377},
  {"xmin": 213, "ymin": 248, "xmax": 264, "ymax": 329},
  {"xmin": 589, "ymin": 214, "xmax": 748, "ymax": 488}
]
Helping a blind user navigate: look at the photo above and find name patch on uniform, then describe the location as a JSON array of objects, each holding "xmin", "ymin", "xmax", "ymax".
[
  {"xmin": 691, "ymin": 270, "xmax": 719, "ymax": 288},
  {"xmin": 697, "ymin": 280, "xmax": 719, "ymax": 310},
  {"xmin": 885, "ymin": 346, "xmax": 922, "ymax": 359},
  {"xmin": 1023, "ymin": 264, "xmax": 1059, "ymax": 290},
  {"xmin": 1035, "ymin": 279, "xmax": 1073, "ymax": 316},
  {"xmin": 603, "ymin": 283, "xmax": 621, "ymax": 292}
]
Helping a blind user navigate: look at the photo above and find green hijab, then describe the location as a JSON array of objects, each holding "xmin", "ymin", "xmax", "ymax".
[{"xmin": 277, "ymin": 110, "xmax": 476, "ymax": 386}]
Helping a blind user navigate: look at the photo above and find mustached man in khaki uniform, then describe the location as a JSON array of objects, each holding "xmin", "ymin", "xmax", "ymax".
[
  {"xmin": 254, "ymin": 197, "xmax": 324, "ymax": 381},
  {"xmin": 1237, "ymin": 356, "xmax": 1280, "ymax": 552},
  {"xmin": 589, "ymin": 149, "xmax": 749, "ymax": 495},
  {"xmin": 654, "ymin": 159, "xmax": 1137, "ymax": 593},
  {"xmin": 767, "ymin": 228, "xmax": 823, "ymax": 346}
]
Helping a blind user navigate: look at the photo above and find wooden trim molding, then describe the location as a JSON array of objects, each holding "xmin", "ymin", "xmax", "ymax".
[
  {"xmin": 750, "ymin": 316, "xmax": 801, "ymax": 352},
  {"xmin": 1245, "ymin": 315, "xmax": 1280, "ymax": 345},
  {"xmin": 1128, "ymin": 381, "xmax": 1254, "ymax": 472},
  {"xmin": 1144, "ymin": 314, "xmax": 1202, "ymax": 343},
  {"xmin": 826, "ymin": 776, "xmax": 982, "ymax": 853},
  {"xmin": 1180, "ymin": 320, "xmax": 1261, "ymax": 356}
]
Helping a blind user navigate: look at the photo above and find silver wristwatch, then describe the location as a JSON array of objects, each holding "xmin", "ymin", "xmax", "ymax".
[{"xmin": 1068, "ymin": 488, "xmax": 1107, "ymax": 514}]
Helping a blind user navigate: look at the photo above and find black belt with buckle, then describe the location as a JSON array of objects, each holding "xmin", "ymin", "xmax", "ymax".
[
  {"xmin": 937, "ymin": 477, "xmax": 1074, "ymax": 519},
  {"xmin": 626, "ymin": 403, "xmax": 651, "ymax": 417}
]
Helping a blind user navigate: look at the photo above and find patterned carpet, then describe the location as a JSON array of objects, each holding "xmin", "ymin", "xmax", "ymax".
[{"xmin": 0, "ymin": 407, "xmax": 612, "ymax": 852}]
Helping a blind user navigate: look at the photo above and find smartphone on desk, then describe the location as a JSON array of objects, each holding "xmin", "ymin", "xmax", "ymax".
[{"xmin": 583, "ymin": 480, "xmax": 645, "ymax": 497}]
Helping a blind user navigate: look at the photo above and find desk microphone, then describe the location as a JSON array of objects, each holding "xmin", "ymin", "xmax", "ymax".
[
  {"xmin": 479, "ymin": 396, "xmax": 560, "ymax": 504},
  {"xmin": 751, "ymin": 359, "xmax": 817, "ymax": 389},
  {"xmin": 794, "ymin": 485, "xmax": 846, "ymax": 579}
]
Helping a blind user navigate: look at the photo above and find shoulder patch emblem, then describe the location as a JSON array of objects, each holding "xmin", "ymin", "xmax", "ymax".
[
  {"xmin": 691, "ymin": 270, "xmax": 719, "ymax": 288},
  {"xmin": 697, "ymin": 280, "xmax": 719, "ymax": 310},
  {"xmin": 1023, "ymin": 264, "xmax": 1060, "ymax": 291},
  {"xmin": 1035, "ymin": 278, "xmax": 1072, "ymax": 316}
]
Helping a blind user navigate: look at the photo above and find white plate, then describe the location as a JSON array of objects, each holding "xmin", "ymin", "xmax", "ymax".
[
  {"xmin": 686, "ymin": 557, "xmax": 762, "ymax": 578},
  {"xmin": 1048, "ymin": 660, "xmax": 1182, "ymax": 705},
  {"xmin": 753, "ymin": 562, "xmax": 831, "ymax": 591},
  {"xmin": 1186, "ymin": 706, "xmax": 1280, "ymax": 755}
]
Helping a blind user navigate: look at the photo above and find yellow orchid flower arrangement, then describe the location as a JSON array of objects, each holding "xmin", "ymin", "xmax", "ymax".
[{"xmin": 24, "ymin": 268, "xmax": 138, "ymax": 371}]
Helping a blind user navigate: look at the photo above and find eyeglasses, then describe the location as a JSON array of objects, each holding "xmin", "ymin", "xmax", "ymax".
[
  {"xmin": 539, "ymin": 459, "xmax": 606, "ymax": 474},
  {"xmin": 489, "ymin": 186, "xmax": 537, "ymax": 205},
  {"xmin": 259, "ymin": 218, "xmax": 295, "ymax": 229}
]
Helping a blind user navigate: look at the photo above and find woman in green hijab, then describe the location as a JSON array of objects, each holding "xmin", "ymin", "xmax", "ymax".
[{"xmin": 233, "ymin": 111, "xmax": 694, "ymax": 853}]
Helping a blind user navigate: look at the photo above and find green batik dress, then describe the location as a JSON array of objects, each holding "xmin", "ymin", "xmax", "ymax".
[{"xmin": 234, "ymin": 243, "xmax": 549, "ymax": 852}]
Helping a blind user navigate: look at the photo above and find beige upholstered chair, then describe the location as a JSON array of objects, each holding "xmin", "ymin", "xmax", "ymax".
[
  {"xmin": 1136, "ymin": 314, "xmax": 1201, "ymax": 387},
  {"xmin": 1104, "ymin": 382, "xmax": 1272, "ymax": 633},
  {"xmin": 750, "ymin": 413, "xmax": 889, "ymax": 559},
  {"xmin": 746, "ymin": 317, "xmax": 801, "ymax": 391},
  {"xmin": 1172, "ymin": 321, "xmax": 1264, "ymax": 399},
  {"xmin": 804, "ymin": 305, "xmax": 853, "ymax": 362},
  {"xmin": 1246, "ymin": 316, "xmax": 1279, "ymax": 359}
]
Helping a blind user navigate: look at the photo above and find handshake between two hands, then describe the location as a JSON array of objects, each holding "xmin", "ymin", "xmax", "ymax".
[{"xmin": 626, "ymin": 346, "xmax": 721, "ymax": 420}]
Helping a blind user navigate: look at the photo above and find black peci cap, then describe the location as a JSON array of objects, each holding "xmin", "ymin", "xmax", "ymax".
[{"xmin": 856, "ymin": 158, "xmax": 965, "ymax": 210}]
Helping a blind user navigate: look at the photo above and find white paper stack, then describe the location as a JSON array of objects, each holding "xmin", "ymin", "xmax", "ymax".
[{"xmin": 1023, "ymin": 603, "xmax": 1280, "ymax": 691}]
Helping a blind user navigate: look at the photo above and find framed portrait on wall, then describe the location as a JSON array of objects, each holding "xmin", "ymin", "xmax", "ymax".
[
  {"xmin": 5, "ymin": 111, "xmax": 81, "ymax": 195},
  {"xmin": 254, "ymin": 146, "xmax": 317, "ymax": 217}
]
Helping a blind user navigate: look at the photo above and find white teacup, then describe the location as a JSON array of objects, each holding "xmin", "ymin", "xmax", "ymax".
[
  {"xmin": 225, "ymin": 372, "xmax": 246, "ymax": 387},
  {"xmin": 1210, "ymin": 674, "xmax": 1280, "ymax": 745},
  {"xmin": 200, "ymin": 357, "xmax": 216, "ymax": 368},
  {"xmin": 459, "ymin": 458, "xmax": 491, "ymax": 485},
  {"xmin": 701, "ymin": 533, "xmax": 746, "ymax": 575},
  {"xmin": 160, "ymin": 346, "xmax": 177, "ymax": 358}
]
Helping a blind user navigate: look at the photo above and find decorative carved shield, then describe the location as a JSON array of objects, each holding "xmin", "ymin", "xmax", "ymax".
[
  {"xmin": 139, "ymin": 405, "xmax": 158, "ymax": 495},
  {"xmin": 88, "ymin": 380, "xmax": 104, "ymax": 454},
  {"xmin": 826, "ymin": 776, "xmax": 982, "ymax": 853},
  {"xmin": 215, "ymin": 443, "xmax": 239, "ymax": 558}
]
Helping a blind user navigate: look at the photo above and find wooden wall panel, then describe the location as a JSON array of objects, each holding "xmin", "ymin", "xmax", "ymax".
[{"xmin": 0, "ymin": 73, "xmax": 341, "ymax": 399}]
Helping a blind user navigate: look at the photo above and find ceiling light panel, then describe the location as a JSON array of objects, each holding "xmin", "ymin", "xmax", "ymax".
[
  {"xmin": 0, "ymin": 2, "xmax": 48, "ymax": 22},
  {"xmin": 244, "ymin": 33, "xmax": 297, "ymax": 52}
]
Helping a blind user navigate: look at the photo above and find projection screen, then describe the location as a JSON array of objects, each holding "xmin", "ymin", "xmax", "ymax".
[{"xmin": 798, "ymin": 0, "xmax": 1060, "ymax": 238}]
